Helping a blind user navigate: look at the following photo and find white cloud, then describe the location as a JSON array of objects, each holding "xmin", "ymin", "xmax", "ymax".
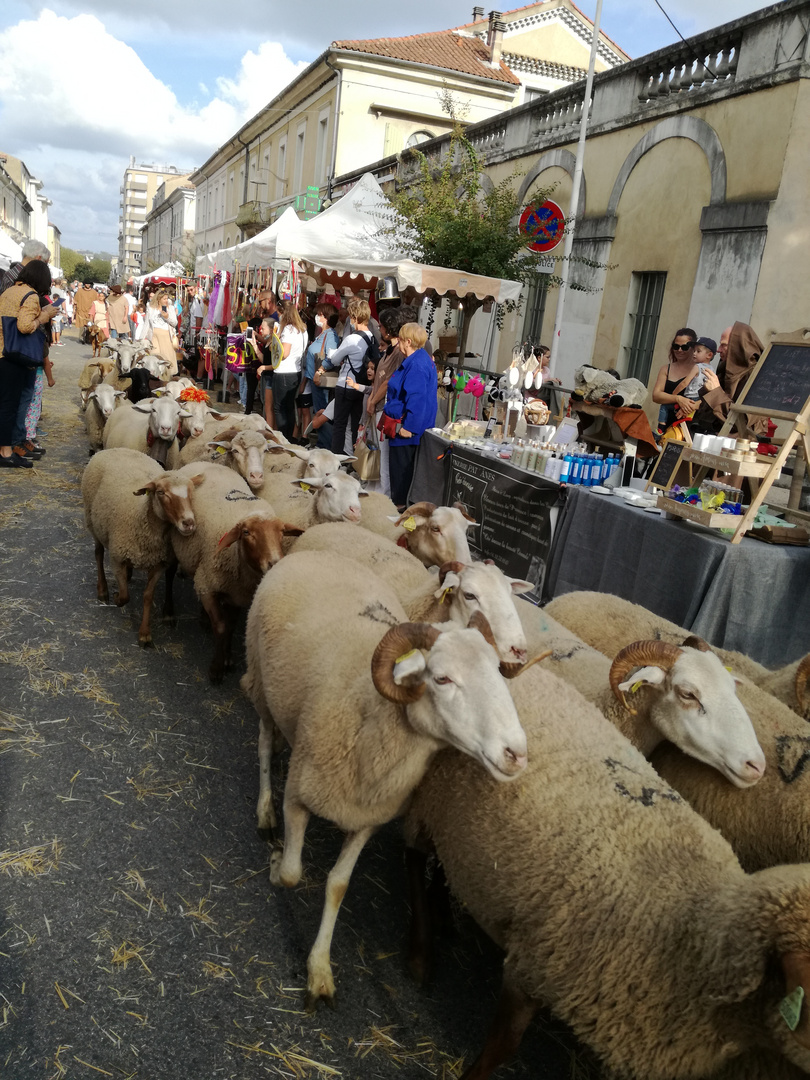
[{"xmin": 0, "ymin": 9, "xmax": 309, "ymax": 248}]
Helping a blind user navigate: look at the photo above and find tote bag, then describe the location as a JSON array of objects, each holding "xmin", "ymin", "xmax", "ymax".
[
  {"xmin": 353, "ymin": 432, "xmax": 381, "ymax": 482},
  {"xmin": 2, "ymin": 290, "xmax": 46, "ymax": 368}
]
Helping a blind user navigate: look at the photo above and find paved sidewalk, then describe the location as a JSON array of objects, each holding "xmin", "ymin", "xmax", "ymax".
[{"xmin": 0, "ymin": 329, "xmax": 587, "ymax": 1080}]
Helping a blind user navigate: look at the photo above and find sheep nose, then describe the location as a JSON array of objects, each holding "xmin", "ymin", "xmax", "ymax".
[
  {"xmin": 503, "ymin": 748, "xmax": 528, "ymax": 775},
  {"xmin": 248, "ymin": 473, "xmax": 263, "ymax": 487},
  {"xmin": 346, "ymin": 506, "xmax": 361, "ymax": 522},
  {"xmin": 181, "ymin": 517, "xmax": 195, "ymax": 534},
  {"xmin": 510, "ymin": 646, "xmax": 527, "ymax": 663},
  {"xmin": 742, "ymin": 757, "xmax": 766, "ymax": 782}
]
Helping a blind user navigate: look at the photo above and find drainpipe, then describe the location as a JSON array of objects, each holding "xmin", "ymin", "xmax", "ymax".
[
  {"xmin": 235, "ymin": 133, "xmax": 252, "ymax": 241},
  {"xmin": 323, "ymin": 56, "xmax": 343, "ymax": 203}
]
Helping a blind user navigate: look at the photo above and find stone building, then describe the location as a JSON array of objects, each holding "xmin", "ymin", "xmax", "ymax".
[
  {"xmin": 118, "ymin": 159, "xmax": 192, "ymax": 282},
  {"xmin": 139, "ymin": 177, "xmax": 196, "ymax": 273},
  {"xmin": 190, "ymin": 2, "xmax": 627, "ymax": 260},
  {"xmin": 333, "ymin": 0, "xmax": 810, "ymax": 416}
]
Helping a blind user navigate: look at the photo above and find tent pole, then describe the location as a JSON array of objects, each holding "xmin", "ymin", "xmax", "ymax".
[{"xmin": 547, "ymin": 0, "xmax": 603, "ymax": 379}]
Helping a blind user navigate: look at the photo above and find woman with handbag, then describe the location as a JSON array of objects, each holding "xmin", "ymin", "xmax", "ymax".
[
  {"xmin": 305, "ymin": 303, "xmax": 340, "ymax": 446},
  {"xmin": 146, "ymin": 289, "xmax": 179, "ymax": 375},
  {"xmin": 0, "ymin": 260, "xmax": 55, "ymax": 468},
  {"xmin": 259, "ymin": 301, "xmax": 305, "ymax": 441},
  {"xmin": 380, "ymin": 322, "xmax": 438, "ymax": 510},
  {"xmin": 316, "ymin": 297, "xmax": 379, "ymax": 455}
]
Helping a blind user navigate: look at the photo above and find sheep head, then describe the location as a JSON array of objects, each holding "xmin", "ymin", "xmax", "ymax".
[
  {"xmin": 435, "ymin": 562, "xmax": 532, "ymax": 669},
  {"xmin": 133, "ymin": 471, "xmax": 204, "ymax": 535},
  {"xmin": 394, "ymin": 502, "xmax": 475, "ymax": 568},
  {"xmin": 610, "ymin": 640, "xmax": 766, "ymax": 788},
  {"xmin": 217, "ymin": 515, "xmax": 304, "ymax": 574}
]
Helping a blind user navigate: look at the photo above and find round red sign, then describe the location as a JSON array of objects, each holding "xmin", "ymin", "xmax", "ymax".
[{"xmin": 519, "ymin": 200, "xmax": 565, "ymax": 253}]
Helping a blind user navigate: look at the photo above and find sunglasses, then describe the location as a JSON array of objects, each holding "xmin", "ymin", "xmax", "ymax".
[{"xmin": 672, "ymin": 341, "xmax": 696, "ymax": 351}]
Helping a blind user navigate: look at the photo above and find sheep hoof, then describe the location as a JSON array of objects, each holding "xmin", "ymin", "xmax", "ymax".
[
  {"xmin": 269, "ymin": 846, "xmax": 284, "ymax": 887},
  {"xmin": 97, "ymin": 590, "xmax": 109, "ymax": 603},
  {"xmin": 139, "ymin": 637, "xmax": 155, "ymax": 649},
  {"xmin": 304, "ymin": 975, "xmax": 336, "ymax": 1013},
  {"xmin": 408, "ymin": 951, "xmax": 432, "ymax": 988},
  {"xmin": 114, "ymin": 595, "xmax": 128, "ymax": 607},
  {"xmin": 209, "ymin": 667, "xmax": 224, "ymax": 684},
  {"xmin": 257, "ymin": 801, "xmax": 276, "ymax": 832}
]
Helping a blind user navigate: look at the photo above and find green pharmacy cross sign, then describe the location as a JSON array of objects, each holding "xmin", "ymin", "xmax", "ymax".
[{"xmin": 295, "ymin": 186, "xmax": 322, "ymax": 219}]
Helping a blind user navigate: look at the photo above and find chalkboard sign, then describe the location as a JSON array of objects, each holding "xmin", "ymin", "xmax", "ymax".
[
  {"xmin": 445, "ymin": 447, "xmax": 560, "ymax": 599},
  {"xmin": 646, "ymin": 439, "xmax": 683, "ymax": 490},
  {"xmin": 740, "ymin": 342, "xmax": 810, "ymax": 413}
]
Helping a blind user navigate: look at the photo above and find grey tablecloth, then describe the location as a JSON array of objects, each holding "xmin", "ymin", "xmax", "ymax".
[{"xmin": 544, "ymin": 485, "xmax": 810, "ymax": 667}]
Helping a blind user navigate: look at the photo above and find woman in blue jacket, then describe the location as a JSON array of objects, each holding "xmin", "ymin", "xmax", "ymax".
[{"xmin": 382, "ymin": 322, "xmax": 437, "ymax": 510}]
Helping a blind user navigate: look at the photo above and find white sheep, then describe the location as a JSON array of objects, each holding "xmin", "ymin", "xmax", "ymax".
[
  {"xmin": 545, "ymin": 590, "xmax": 810, "ymax": 721},
  {"xmin": 545, "ymin": 591, "xmax": 810, "ymax": 872},
  {"xmin": 81, "ymin": 448, "xmax": 204, "ymax": 646},
  {"xmin": 514, "ymin": 600, "xmax": 765, "ymax": 786},
  {"xmin": 178, "ymin": 420, "xmax": 288, "ymax": 469},
  {"xmin": 78, "ymin": 358, "xmax": 115, "ymax": 409},
  {"xmin": 102, "ymin": 341, "xmax": 153, "ymax": 393},
  {"xmin": 405, "ymin": 662, "xmax": 810, "ymax": 1080},
  {"xmin": 84, "ymin": 383, "xmax": 127, "ymax": 451},
  {"xmin": 253, "ymin": 471, "xmax": 368, "ymax": 531},
  {"xmin": 372, "ymin": 500, "xmax": 477, "ymax": 567},
  {"xmin": 289, "ymin": 523, "xmax": 532, "ymax": 666},
  {"xmin": 103, "ymin": 396, "xmax": 191, "ymax": 469},
  {"xmin": 172, "ymin": 462, "xmax": 303, "ymax": 682},
  {"xmin": 241, "ymin": 549, "xmax": 529, "ymax": 1009},
  {"xmin": 265, "ymin": 445, "xmax": 356, "ymax": 479},
  {"xmin": 161, "ymin": 377, "xmax": 196, "ymax": 399}
]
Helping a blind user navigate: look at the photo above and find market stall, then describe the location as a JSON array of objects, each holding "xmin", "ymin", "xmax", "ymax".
[
  {"xmin": 544, "ymin": 484, "xmax": 810, "ymax": 666},
  {"xmin": 0, "ymin": 229, "xmax": 21, "ymax": 271}
]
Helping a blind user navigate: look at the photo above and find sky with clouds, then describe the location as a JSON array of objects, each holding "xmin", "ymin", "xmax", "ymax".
[{"xmin": 0, "ymin": 0, "xmax": 766, "ymax": 255}]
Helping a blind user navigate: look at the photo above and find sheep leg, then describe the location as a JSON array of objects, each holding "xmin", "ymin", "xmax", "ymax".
[
  {"xmin": 201, "ymin": 593, "xmax": 228, "ymax": 683},
  {"xmin": 112, "ymin": 558, "xmax": 130, "ymax": 607},
  {"xmin": 162, "ymin": 559, "xmax": 177, "ymax": 625},
  {"xmin": 256, "ymin": 713, "xmax": 277, "ymax": 831},
  {"xmin": 273, "ymin": 794, "xmax": 310, "ymax": 888},
  {"xmin": 138, "ymin": 563, "xmax": 164, "ymax": 648},
  {"xmin": 460, "ymin": 968, "xmax": 538, "ymax": 1080},
  {"xmin": 406, "ymin": 846, "xmax": 434, "ymax": 986},
  {"xmin": 222, "ymin": 601, "xmax": 238, "ymax": 671},
  {"xmin": 94, "ymin": 540, "xmax": 109, "ymax": 602},
  {"xmin": 304, "ymin": 826, "xmax": 375, "ymax": 1012}
]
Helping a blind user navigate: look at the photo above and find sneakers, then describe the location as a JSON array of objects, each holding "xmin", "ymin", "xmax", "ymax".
[
  {"xmin": 24, "ymin": 441, "xmax": 45, "ymax": 457},
  {"xmin": 0, "ymin": 453, "xmax": 32, "ymax": 469},
  {"xmin": 13, "ymin": 445, "xmax": 41, "ymax": 461}
]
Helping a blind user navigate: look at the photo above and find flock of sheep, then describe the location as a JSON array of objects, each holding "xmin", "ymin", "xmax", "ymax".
[{"xmin": 75, "ymin": 342, "xmax": 810, "ymax": 1080}]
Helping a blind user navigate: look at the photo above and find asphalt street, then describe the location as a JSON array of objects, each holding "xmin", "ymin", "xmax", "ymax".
[{"xmin": 0, "ymin": 328, "xmax": 595, "ymax": 1080}]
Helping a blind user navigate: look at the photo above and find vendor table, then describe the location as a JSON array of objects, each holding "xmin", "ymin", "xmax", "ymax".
[
  {"xmin": 544, "ymin": 485, "xmax": 810, "ymax": 667},
  {"xmin": 410, "ymin": 431, "xmax": 561, "ymax": 598}
]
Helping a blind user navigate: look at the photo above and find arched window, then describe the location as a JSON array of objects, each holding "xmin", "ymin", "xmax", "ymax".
[{"xmin": 406, "ymin": 129, "xmax": 435, "ymax": 148}]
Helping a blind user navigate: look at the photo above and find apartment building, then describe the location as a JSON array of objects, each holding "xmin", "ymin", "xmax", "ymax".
[
  {"xmin": 333, "ymin": 0, "xmax": 810, "ymax": 421},
  {"xmin": 190, "ymin": 2, "xmax": 628, "ymax": 259},
  {"xmin": 139, "ymin": 176, "xmax": 196, "ymax": 272},
  {"xmin": 0, "ymin": 152, "xmax": 52, "ymax": 249},
  {"xmin": 118, "ymin": 159, "xmax": 192, "ymax": 281}
]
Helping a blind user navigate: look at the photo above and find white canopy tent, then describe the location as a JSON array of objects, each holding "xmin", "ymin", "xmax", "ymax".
[
  {"xmin": 194, "ymin": 173, "xmax": 521, "ymax": 304},
  {"xmin": 133, "ymin": 260, "xmax": 186, "ymax": 287},
  {"xmin": 0, "ymin": 229, "xmax": 22, "ymax": 271}
]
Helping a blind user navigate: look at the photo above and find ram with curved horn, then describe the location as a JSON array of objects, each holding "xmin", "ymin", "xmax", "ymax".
[{"xmin": 241, "ymin": 550, "xmax": 527, "ymax": 1010}]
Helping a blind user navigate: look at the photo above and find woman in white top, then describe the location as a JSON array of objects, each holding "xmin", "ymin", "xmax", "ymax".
[
  {"xmin": 145, "ymin": 288, "xmax": 179, "ymax": 375},
  {"xmin": 259, "ymin": 300, "xmax": 305, "ymax": 441}
]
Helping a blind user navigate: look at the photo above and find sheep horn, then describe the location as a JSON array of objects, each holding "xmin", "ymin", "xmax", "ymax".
[
  {"xmin": 466, "ymin": 611, "xmax": 528, "ymax": 679},
  {"xmin": 500, "ymin": 649, "xmax": 553, "ymax": 680},
  {"xmin": 371, "ymin": 622, "xmax": 440, "ymax": 705},
  {"xmin": 396, "ymin": 501, "xmax": 436, "ymax": 524},
  {"xmin": 609, "ymin": 640, "xmax": 684, "ymax": 714},
  {"xmin": 438, "ymin": 561, "xmax": 467, "ymax": 587},
  {"xmin": 682, "ymin": 635, "xmax": 712, "ymax": 652},
  {"xmin": 795, "ymin": 654, "xmax": 810, "ymax": 713},
  {"xmin": 453, "ymin": 501, "xmax": 477, "ymax": 523}
]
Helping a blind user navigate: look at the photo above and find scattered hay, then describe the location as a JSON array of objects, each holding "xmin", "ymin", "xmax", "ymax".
[
  {"xmin": 0, "ymin": 711, "xmax": 44, "ymax": 757},
  {"xmin": 201, "ymin": 961, "xmax": 236, "ymax": 982},
  {"xmin": 352, "ymin": 1026, "xmax": 467, "ymax": 1077},
  {"xmin": 179, "ymin": 896, "xmax": 218, "ymax": 931},
  {"xmin": 226, "ymin": 1039, "xmax": 341, "ymax": 1077},
  {"xmin": 127, "ymin": 765, "xmax": 192, "ymax": 802},
  {"xmin": 110, "ymin": 940, "xmax": 153, "ymax": 974},
  {"xmin": 0, "ymin": 839, "xmax": 62, "ymax": 877}
]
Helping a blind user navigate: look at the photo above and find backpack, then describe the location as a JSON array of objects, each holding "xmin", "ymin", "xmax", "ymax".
[{"xmin": 348, "ymin": 330, "xmax": 380, "ymax": 386}]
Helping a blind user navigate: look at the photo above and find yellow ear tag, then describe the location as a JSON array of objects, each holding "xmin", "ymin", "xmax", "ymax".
[
  {"xmin": 402, "ymin": 516, "xmax": 417, "ymax": 532},
  {"xmin": 395, "ymin": 649, "xmax": 418, "ymax": 665},
  {"xmin": 724, "ymin": 666, "xmax": 733, "ymax": 672},
  {"xmin": 439, "ymin": 587, "xmax": 451, "ymax": 605},
  {"xmin": 216, "ymin": 446, "xmax": 227, "ymax": 455},
  {"xmin": 630, "ymin": 680, "xmax": 643, "ymax": 694},
  {"xmin": 300, "ymin": 483, "xmax": 311, "ymax": 492},
  {"xmin": 781, "ymin": 986, "xmax": 804, "ymax": 1031}
]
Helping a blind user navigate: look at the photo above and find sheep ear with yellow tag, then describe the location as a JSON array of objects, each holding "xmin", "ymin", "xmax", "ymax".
[
  {"xmin": 401, "ymin": 516, "xmax": 417, "ymax": 532},
  {"xmin": 393, "ymin": 648, "xmax": 426, "ymax": 684},
  {"xmin": 434, "ymin": 572, "xmax": 461, "ymax": 602},
  {"xmin": 617, "ymin": 666, "xmax": 668, "ymax": 693}
]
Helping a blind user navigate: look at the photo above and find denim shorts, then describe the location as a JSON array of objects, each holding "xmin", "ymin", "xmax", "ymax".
[{"xmin": 260, "ymin": 371, "xmax": 274, "ymax": 395}]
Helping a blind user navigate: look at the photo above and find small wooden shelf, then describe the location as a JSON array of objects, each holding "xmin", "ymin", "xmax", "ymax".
[
  {"xmin": 680, "ymin": 448, "xmax": 774, "ymax": 477},
  {"xmin": 656, "ymin": 496, "xmax": 747, "ymax": 531}
]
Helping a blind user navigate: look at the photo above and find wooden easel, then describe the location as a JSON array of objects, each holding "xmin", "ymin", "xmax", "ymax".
[{"xmin": 656, "ymin": 328, "xmax": 810, "ymax": 544}]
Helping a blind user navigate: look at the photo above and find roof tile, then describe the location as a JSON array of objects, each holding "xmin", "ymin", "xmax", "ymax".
[{"xmin": 332, "ymin": 30, "xmax": 520, "ymax": 86}]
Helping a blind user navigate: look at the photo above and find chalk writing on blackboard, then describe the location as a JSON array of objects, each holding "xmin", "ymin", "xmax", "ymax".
[
  {"xmin": 445, "ymin": 447, "xmax": 560, "ymax": 598},
  {"xmin": 648, "ymin": 440, "xmax": 683, "ymax": 488},
  {"xmin": 742, "ymin": 343, "xmax": 810, "ymax": 413}
]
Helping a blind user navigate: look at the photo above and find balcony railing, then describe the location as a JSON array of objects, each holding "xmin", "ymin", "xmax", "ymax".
[{"xmin": 236, "ymin": 201, "xmax": 274, "ymax": 236}]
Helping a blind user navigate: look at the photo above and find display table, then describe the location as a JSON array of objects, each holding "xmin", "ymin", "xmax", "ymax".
[
  {"xmin": 410, "ymin": 431, "xmax": 562, "ymax": 598},
  {"xmin": 544, "ymin": 485, "xmax": 810, "ymax": 667}
]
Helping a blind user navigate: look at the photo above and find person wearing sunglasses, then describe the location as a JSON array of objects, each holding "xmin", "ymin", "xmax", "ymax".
[{"xmin": 651, "ymin": 327, "xmax": 703, "ymax": 433}]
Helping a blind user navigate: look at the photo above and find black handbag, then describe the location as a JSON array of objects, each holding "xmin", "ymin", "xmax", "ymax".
[{"xmin": 2, "ymin": 290, "xmax": 46, "ymax": 368}]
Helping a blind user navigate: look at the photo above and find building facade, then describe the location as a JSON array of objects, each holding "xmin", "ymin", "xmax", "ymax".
[
  {"xmin": 0, "ymin": 152, "xmax": 52, "ymax": 249},
  {"xmin": 118, "ymin": 159, "xmax": 192, "ymax": 281},
  {"xmin": 333, "ymin": 0, "xmax": 810, "ymax": 423},
  {"xmin": 139, "ymin": 177, "xmax": 196, "ymax": 272},
  {"xmin": 190, "ymin": 3, "xmax": 627, "ymax": 260}
]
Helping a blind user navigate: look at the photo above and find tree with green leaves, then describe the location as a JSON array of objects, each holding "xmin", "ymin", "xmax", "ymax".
[
  {"xmin": 384, "ymin": 125, "xmax": 569, "ymax": 365},
  {"xmin": 59, "ymin": 246, "xmax": 83, "ymax": 282},
  {"xmin": 72, "ymin": 257, "xmax": 112, "ymax": 285}
]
